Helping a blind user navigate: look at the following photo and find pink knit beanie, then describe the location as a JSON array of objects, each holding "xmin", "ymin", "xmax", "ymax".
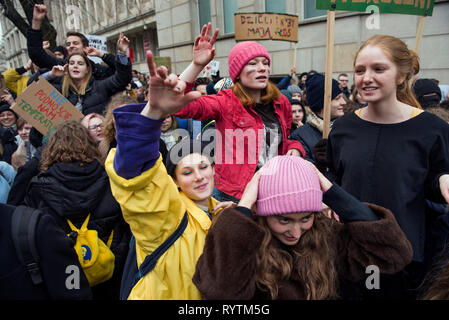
[
  {"xmin": 228, "ymin": 41, "xmax": 271, "ymax": 83},
  {"xmin": 257, "ymin": 156, "xmax": 323, "ymax": 216}
]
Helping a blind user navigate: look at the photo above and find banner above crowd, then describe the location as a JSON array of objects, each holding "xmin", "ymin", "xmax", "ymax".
[
  {"xmin": 234, "ymin": 13, "xmax": 299, "ymax": 42},
  {"xmin": 316, "ymin": 0, "xmax": 434, "ymax": 16}
]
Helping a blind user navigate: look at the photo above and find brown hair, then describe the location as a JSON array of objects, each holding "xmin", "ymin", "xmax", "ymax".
[
  {"xmin": 81, "ymin": 113, "xmax": 105, "ymax": 130},
  {"xmin": 354, "ymin": 35, "xmax": 421, "ymax": 109},
  {"xmin": 232, "ymin": 81, "xmax": 280, "ymax": 107},
  {"xmin": 102, "ymin": 94, "xmax": 137, "ymax": 142},
  {"xmin": 62, "ymin": 52, "xmax": 92, "ymax": 97},
  {"xmin": 421, "ymin": 259, "xmax": 449, "ymax": 300},
  {"xmin": 254, "ymin": 213, "xmax": 339, "ymax": 300},
  {"xmin": 16, "ymin": 117, "xmax": 28, "ymax": 131},
  {"xmin": 40, "ymin": 120, "xmax": 102, "ymax": 171},
  {"xmin": 66, "ymin": 31, "xmax": 89, "ymax": 47}
]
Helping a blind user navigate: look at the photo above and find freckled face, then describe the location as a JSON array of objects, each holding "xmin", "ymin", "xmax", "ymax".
[{"xmin": 266, "ymin": 212, "xmax": 315, "ymax": 246}]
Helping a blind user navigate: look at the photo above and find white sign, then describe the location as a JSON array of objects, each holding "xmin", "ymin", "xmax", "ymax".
[
  {"xmin": 85, "ymin": 35, "xmax": 108, "ymax": 65},
  {"xmin": 208, "ymin": 60, "xmax": 220, "ymax": 76}
]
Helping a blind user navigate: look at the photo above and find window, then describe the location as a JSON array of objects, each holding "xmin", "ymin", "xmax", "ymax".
[
  {"xmin": 223, "ymin": 0, "xmax": 238, "ymax": 34},
  {"xmin": 198, "ymin": 0, "xmax": 211, "ymax": 28},
  {"xmin": 304, "ymin": 0, "xmax": 326, "ymax": 19},
  {"xmin": 265, "ymin": 0, "xmax": 286, "ymax": 14}
]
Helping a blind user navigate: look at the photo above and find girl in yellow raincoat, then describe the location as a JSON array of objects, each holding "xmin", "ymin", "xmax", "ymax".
[{"xmin": 105, "ymin": 25, "xmax": 233, "ymax": 300}]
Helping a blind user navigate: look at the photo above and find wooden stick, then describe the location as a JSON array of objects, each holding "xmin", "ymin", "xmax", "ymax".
[
  {"xmin": 322, "ymin": 10, "xmax": 335, "ymax": 139},
  {"xmin": 414, "ymin": 16, "xmax": 426, "ymax": 53}
]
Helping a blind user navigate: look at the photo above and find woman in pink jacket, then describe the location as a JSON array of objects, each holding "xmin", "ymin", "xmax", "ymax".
[{"xmin": 176, "ymin": 24, "xmax": 305, "ymax": 202}]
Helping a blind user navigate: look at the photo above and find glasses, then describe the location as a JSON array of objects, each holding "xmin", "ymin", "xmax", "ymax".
[{"xmin": 88, "ymin": 123, "xmax": 103, "ymax": 131}]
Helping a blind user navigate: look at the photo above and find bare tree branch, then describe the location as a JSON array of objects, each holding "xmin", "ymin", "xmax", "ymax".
[{"xmin": 0, "ymin": 0, "xmax": 30, "ymax": 36}]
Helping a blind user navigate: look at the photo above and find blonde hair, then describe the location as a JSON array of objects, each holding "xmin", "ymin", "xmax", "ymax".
[
  {"xmin": 354, "ymin": 35, "xmax": 421, "ymax": 109},
  {"xmin": 62, "ymin": 52, "xmax": 92, "ymax": 97}
]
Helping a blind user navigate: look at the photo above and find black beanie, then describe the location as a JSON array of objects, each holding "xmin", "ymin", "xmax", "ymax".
[
  {"xmin": 0, "ymin": 103, "xmax": 19, "ymax": 120},
  {"xmin": 413, "ymin": 78, "xmax": 441, "ymax": 100},
  {"xmin": 165, "ymin": 137, "xmax": 215, "ymax": 178},
  {"xmin": 54, "ymin": 46, "xmax": 68, "ymax": 59},
  {"xmin": 305, "ymin": 73, "xmax": 342, "ymax": 113}
]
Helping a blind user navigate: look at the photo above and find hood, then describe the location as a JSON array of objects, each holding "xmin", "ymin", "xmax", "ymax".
[{"xmin": 32, "ymin": 161, "xmax": 107, "ymax": 218}]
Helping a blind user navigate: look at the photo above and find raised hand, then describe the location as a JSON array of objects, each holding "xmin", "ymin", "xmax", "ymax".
[
  {"xmin": 42, "ymin": 41, "xmax": 50, "ymax": 49},
  {"xmin": 33, "ymin": 4, "xmax": 47, "ymax": 22},
  {"xmin": 1, "ymin": 89, "xmax": 15, "ymax": 106},
  {"xmin": 117, "ymin": 32, "xmax": 130, "ymax": 54},
  {"xmin": 141, "ymin": 51, "xmax": 201, "ymax": 120},
  {"xmin": 32, "ymin": 4, "xmax": 47, "ymax": 30},
  {"xmin": 84, "ymin": 46, "xmax": 103, "ymax": 57},
  {"xmin": 50, "ymin": 65, "xmax": 67, "ymax": 78},
  {"xmin": 193, "ymin": 23, "xmax": 219, "ymax": 67}
]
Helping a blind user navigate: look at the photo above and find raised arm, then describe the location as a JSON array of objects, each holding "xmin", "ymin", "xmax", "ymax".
[
  {"xmin": 27, "ymin": 5, "xmax": 64, "ymax": 69},
  {"xmin": 111, "ymin": 51, "xmax": 201, "ymax": 179},
  {"xmin": 179, "ymin": 23, "xmax": 219, "ymax": 83}
]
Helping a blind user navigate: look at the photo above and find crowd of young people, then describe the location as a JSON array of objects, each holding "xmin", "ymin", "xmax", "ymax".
[{"xmin": 1, "ymin": 4, "xmax": 449, "ymax": 301}]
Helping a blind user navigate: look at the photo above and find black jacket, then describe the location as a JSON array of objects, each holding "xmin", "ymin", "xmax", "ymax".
[
  {"xmin": 7, "ymin": 147, "xmax": 42, "ymax": 206},
  {"xmin": 24, "ymin": 160, "xmax": 131, "ymax": 299},
  {"xmin": 48, "ymin": 54, "xmax": 132, "ymax": 116},
  {"xmin": 291, "ymin": 123, "xmax": 322, "ymax": 163},
  {"xmin": 27, "ymin": 28, "xmax": 116, "ymax": 80},
  {"xmin": 0, "ymin": 203, "xmax": 92, "ymax": 300},
  {"xmin": 1, "ymin": 127, "xmax": 18, "ymax": 164}
]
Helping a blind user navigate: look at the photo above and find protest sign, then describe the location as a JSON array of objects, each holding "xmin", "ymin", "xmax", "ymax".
[
  {"xmin": 234, "ymin": 13, "xmax": 298, "ymax": 42},
  {"xmin": 86, "ymin": 34, "xmax": 108, "ymax": 64},
  {"xmin": 11, "ymin": 77, "xmax": 83, "ymax": 136},
  {"xmin": 316, "ymin": 0, "xmax": 434, "ymax": 16}
]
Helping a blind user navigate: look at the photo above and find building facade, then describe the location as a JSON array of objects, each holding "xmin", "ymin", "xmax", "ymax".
[{"xmin": 1, "ymin": 0, "xmax": 448, "ymax": 85}]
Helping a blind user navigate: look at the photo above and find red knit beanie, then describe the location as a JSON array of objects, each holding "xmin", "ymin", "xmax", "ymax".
[
  {"xmin": 257, "ymin": 156, "xmax": 323, "ymax": 216},
  {"xmin": 228, "ymin": 41, "xmax": 271, "ymax": 83}
]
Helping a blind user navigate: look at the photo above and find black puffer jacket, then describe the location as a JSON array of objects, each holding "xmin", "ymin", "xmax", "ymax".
[
  {"xmin": 24, "ymin": 160, "xmax": 131, "ymax": 300},
  {"xmin": 27, "ymin": 28, "xmax": 116, "ymax": 81},
  {"xmin": 49, "ymin": 54, "xmax": 132, "ymax": 116}
]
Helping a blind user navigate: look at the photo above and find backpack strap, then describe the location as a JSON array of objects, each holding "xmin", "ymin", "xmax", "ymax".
[
  {"xmin": 119, "ymin": 212, "xmax": 189, "ymax": 300},
  {"xmin": 11, "ymin": 206, "xmax": 43, "ymax": 285}
]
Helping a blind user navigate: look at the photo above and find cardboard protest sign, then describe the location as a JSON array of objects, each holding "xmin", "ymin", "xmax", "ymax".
[
  {"xmin": 154, "ymin": 57, "xmax": 172, "ymax": 74},
  {"xmin": 11, "ymin": 77, "xmax": 83, "ymax": 136},
  {"xmin": 316, "ymin": 0, "xmax": 434, "ymax": 16},
  {"xmin": 234, "ymin": 13, "xmax": 298, "ymax": 42}
]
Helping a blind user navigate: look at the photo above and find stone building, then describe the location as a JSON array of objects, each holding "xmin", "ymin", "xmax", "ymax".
[{"xmin": 1, "ymin": 0, "xmax": 448, "ymax": 85}]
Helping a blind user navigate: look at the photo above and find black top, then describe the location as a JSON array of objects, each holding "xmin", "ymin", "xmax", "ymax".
[
  {"xmin": 327, "ymin": 111, "xmax": 449, "ymax": 262},
  {"xmin": 254, "ymin": 103, "xmax": 282, "ymax": 168}
]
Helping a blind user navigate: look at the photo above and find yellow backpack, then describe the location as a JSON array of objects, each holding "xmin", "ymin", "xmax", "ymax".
[{"xmin": 67, "ymin": 214, "xmax": 115, "ymax": 287}]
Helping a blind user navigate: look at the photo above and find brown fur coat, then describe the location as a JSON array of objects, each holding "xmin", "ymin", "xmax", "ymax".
[{"xmin": 193, "ymin": 204, "xmax": 413, "ymax": 300}]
